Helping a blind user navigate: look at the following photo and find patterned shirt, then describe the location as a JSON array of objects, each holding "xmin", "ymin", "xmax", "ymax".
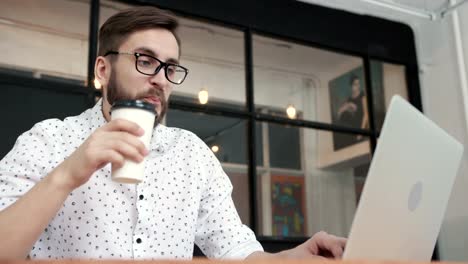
[{"xmin": 0, "ymin": 100, "xmax": 263, "ymax": 260}]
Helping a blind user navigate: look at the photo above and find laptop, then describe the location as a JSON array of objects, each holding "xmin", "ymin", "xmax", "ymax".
[{"xmin": 343, "ymin": 95, "xmax": 464, "ymax": 261}]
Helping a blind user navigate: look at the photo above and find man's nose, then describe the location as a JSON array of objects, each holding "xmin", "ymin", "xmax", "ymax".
[{"xmin": 149, "ymin": 66, "xmax": 168, "ymax": 87}]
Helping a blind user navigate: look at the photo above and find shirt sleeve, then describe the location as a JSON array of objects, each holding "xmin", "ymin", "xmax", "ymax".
[
  {"xmin": 0, "ymin": 121, "xmax": 59, "ymax": 211},
  {"xmin": 194, "ymin": 143, "xmax": 263, "ymax": 259}
]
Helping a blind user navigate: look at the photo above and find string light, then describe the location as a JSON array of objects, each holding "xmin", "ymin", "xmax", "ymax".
[
  {"xmin": 198, "ymin": 88, "xmax": 209, "ymax": 105},
  {"xmin": 211, "ymin": 145, "xmax": 219, "ymax": 153},
  {"xmin": 286, "ymin": 104, "xmax": 297, "ymax": 119}
]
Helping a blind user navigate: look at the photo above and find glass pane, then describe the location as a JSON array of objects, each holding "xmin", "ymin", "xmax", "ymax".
[
  {"xmin": 268, "ymin": 122, "xmax": 301, "ymax": 170},
  {"xmin": 101, "ymin": 1, "xmax": 245, "ymax": 109},
  {"xmin": 370, "ymin": 60, "xmax": 409, "ymax": 131},
  {"xmin": 256, "ymin": 123, "xmax": 372, "ymax": 238},
  {"xmin": 177, "ymin": 18, "xmax": 245, "ymax": 109},
  {"xmin": 166, "ymin": 109, "xmax": 257, "ymax": 226},
  {"xmin": 0, "ymin": 79, "xmax": 91, "ymax": 159},
  {"xmin": 0, "ymin": 0, "xmax": 89, "ymax": 85},
  {"xmin": 253, "ymin": 34, "xmax": 369, "ymax": 131},
  {"xmin": 166, "ymin": 108, "xmax": 262, "ymax": 165},
  {"xmin": 225, "ymin": 171, "xmax": 250, "ymax": 226},
  {"xmin": 352, "ymin": 162, "xmax": 370, "ymax": 204}
]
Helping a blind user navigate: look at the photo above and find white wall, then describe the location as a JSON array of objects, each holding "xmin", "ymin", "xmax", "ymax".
[{"xmin": 413, "ymin": 7, "xmax": 468, "ymax": 261}]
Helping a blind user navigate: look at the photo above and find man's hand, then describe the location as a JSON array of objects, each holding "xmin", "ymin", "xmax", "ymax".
[
  {"xmin": 279, "ymin": 231, "xmax": 347, "ymax": 259},
  {"xmin": 54, "ymin": 119, "xmax": 148, "ymax": 191}
]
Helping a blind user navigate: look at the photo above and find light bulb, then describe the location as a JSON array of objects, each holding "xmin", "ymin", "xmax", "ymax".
[
  {"xmin": 286, "ymin": 104, "xmax": 297, "ymax": 119},
  {"xmin": 211, "ymin": 145, "xmax": 219, "ymax": 153},
  {"xmin": 198, "ymin": 88, "xmax": 209, "ymax": 105},
  {"xmin": 93, "ymin": 79, "xmax": 102, "ymax": 89}
]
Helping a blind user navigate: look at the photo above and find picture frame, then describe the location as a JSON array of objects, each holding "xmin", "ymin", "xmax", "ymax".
[{"xmin": 270, "ymin": 175, "xmax": 306, "ymax": 237}]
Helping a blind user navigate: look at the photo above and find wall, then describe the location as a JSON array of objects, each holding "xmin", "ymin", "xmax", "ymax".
[{"xmin": 412, "ymin": 7, "xmax": 468, "ymax": 261}]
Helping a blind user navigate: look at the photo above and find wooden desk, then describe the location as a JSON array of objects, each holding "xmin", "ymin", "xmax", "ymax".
[{"xmin": 0, "ymin": 259, "xmax": 463, "ymax": 264}]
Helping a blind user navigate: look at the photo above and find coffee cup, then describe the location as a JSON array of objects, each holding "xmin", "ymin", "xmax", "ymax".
[{"xmin": 110, "ymin": 100, "xmax": 157, "ymax": 184}]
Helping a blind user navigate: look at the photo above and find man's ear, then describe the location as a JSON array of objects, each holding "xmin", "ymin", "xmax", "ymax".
[{"xmin": 94, "ymin": 56, "xmax": 111, "ymax": 89}]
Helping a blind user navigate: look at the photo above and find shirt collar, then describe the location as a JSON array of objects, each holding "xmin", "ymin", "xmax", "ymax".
[
  {"xmin": 150, "ymin": 124, "xmax": 170, "ymax": 154},
  {"xmin": 88, "ymin": 99, "xmax": 107, "ymax": 130}
]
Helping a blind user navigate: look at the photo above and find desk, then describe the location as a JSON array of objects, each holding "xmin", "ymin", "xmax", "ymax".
[{"xmin": 0, "ymin": 259, "xmax": 463, "ymax": 264}]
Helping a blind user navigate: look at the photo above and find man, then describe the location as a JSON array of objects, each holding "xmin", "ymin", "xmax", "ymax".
[{"xmin": 0, "ymin": 6, "xmax": 346, "ymax": 260}]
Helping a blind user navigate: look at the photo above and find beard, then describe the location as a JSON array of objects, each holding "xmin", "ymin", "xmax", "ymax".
[{"xmin": 106, "ymin": 69, "xmax": 167, "ymax": 126}]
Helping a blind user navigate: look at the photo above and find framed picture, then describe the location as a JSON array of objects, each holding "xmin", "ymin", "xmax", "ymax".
[
  {"xmin": 271, "ymin": 175, "xmax": 306, "ymax": 237},
  {"xmin": 317, "ymin": 63, "xmax": 385, "ymax": 169},
  {"xmin": 328, "ymin": 64, "xmax": 385, "ymax": 151},
  {"xmin": 329, "ymin": 67, "xmax": 367, "ymax": 151}
]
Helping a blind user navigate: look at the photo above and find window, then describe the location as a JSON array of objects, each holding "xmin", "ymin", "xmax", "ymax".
[
  {"xmin": 93, "ymin": 3, "xmax": 412, "ymax": 241},
  {"xmin": 256, "ymin": 123, "xmax": 371, "ymax": 237},
  {"xmin": 177, "ymin": 18, "xmax": 246, "ymax": 108},
  {"xmin": 369, "ymin": 60, "xmax": 409, "ymax": 132},
  {"xmin": 166, "ymin": 107, "xmax": 262, "ymax": 165},
  {"xmin": 253, "ymin": 34, "xmax": 369, "ymax": 132},
  {"xmin": 252, "ymin": 34, "xmax": 375, "ymax": 237}
]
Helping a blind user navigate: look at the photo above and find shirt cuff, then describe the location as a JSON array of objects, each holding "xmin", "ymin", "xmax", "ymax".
[{"xmin": 220, "ymin": 239, "xmax": 264, "ymax": 260}]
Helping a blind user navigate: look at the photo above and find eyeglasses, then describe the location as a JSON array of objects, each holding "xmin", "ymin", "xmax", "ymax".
[{"xmin": 104, "ymin": 51, "xmax": 189, "ymax": 85}]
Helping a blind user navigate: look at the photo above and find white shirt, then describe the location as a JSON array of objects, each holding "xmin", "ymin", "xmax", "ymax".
[{"xmin": 0, "ymin": 100, "xmax": 263, "ymax": 260}]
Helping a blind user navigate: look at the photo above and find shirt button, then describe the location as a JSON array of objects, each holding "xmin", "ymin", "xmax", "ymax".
[
  {"xmin": 136, "ymin": 238, "xmax": 142, "ymax": 244},
  {"xmin": 139, "ymin": 195, "xmax": 144, "ymax": 200}
]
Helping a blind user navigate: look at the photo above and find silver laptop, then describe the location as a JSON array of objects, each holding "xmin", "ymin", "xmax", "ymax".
[{"xmin": 343, "ymin": 95, "xmax": 464, "ymax": 261}]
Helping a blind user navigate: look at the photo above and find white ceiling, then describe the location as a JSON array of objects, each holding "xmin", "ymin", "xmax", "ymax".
[
  {"xmin": 296, "ymin": 0, "xmax": 451, "ymax": 25},
  {"xmin": 297, "ymin": 0, "xmax": 449, "ymax": 13},
  {"xmin": 393, "ymin": 0, "xmax": 448, "ymax": 10}
]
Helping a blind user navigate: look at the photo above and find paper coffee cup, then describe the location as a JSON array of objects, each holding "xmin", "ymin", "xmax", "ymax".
[{"xmin": 110, "ymin": 100, "xmax": 157, "ymax": 184}]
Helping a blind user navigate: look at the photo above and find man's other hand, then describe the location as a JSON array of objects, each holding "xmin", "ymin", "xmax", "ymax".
[{"xmin": 280, "ymin": 231, "xmax": 347, "ymax": 259}]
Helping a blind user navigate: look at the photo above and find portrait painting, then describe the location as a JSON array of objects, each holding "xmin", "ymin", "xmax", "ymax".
[{"xmin": 329, "ymin": 67, "xmax": 368, "ymax": 151}]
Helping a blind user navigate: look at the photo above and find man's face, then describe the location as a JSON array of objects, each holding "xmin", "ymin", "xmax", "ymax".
[
  {"xmin": 104, "ymin": 28, "xmax": 180, "ymax": 124},
  {"xmin": 351, "ymin": 79, "xmax": 360, "ymax": 97}
]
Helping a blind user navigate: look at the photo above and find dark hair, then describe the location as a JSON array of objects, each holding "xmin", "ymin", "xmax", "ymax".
[
  {"xmin": 98, "ymin": 6, "xmax": 180, "ymax": 57},
  {"xmin": 349, "ymin": 74, "xmax": 359, "ymax": 85}
]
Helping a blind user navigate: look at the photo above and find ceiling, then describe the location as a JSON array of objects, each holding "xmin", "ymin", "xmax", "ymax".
[
  {"xmin": 391, "ymin": 0, "xmax": 448, "ymax": 10},
  {"xmin": 296, "ymin": 0, "xmax": 453, "ymax": 25},
  {"xmin": 297, "ymin": 0, "xmax": 449, "ymax": 14}
]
